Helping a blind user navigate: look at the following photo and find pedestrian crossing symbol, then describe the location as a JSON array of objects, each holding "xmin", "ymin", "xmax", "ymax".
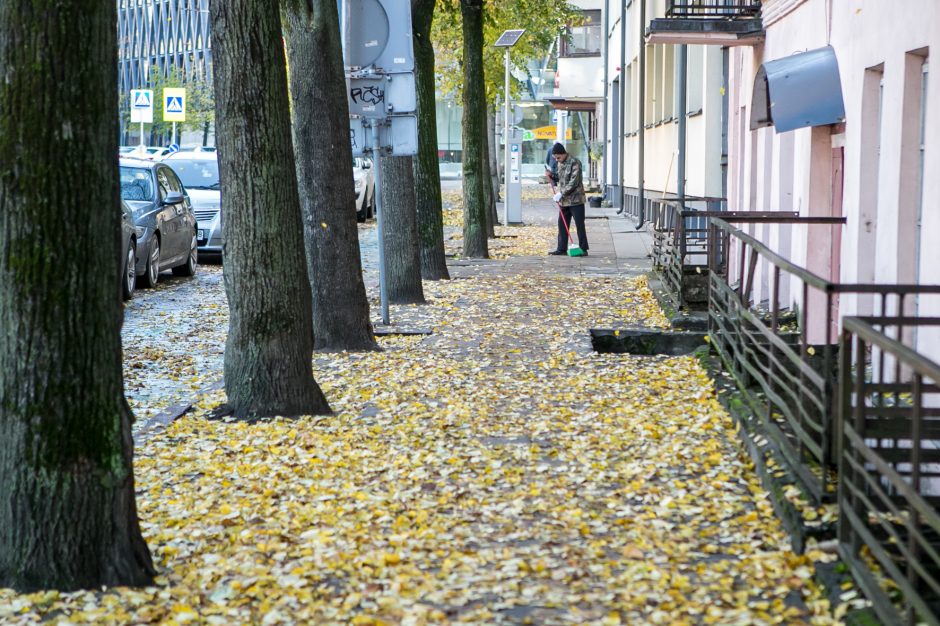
[
  {"xmin": 130, "ymin": 89, "xmax": 153, "ymax": 123},
  {"xmin": 162, "ymin": 88, "xmax": 186, "ymax": 122}
]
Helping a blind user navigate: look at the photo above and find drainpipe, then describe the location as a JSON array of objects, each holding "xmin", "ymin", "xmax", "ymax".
[
  {"xmin": 636, "ymin": 0, "xmax": 646, "ymax": 229},
  {"xmin": 616, "ymin": 0, "xmax": 627, "ymax": 213},
  {"xmin": 721, "ymin": 47, "xmax": 729, "ymax": 207},
  {"xmin": 677, "ymin": 44, "xmax": 687, "ymax": 210},
  {"xmin": 602, "ymin": 0, "xmax": 610, "ymax": 192}
]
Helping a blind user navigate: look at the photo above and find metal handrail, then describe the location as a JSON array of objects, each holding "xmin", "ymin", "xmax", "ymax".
[
  {"xmin": 838, "ymin": 315, "xmax": 940, "ymax": 625},
  {"xmin": 665, "ymin": 0, "xmax": 762, "ymax": 18}
]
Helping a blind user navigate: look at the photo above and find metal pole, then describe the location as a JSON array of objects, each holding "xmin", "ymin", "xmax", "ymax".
[
  {"xmin": 504, "ymin": 46, "xmax": 511, "ymax": 226},
  {"xmin": 172, "ymin": 121, "xmax": 177, "ymax": 146},
  {"xmin": 370, "ymin": 122, "xmax": 390, "ymax": 325},
  {"xmin": 618, "ymin": 0, "xmax": 626, "ymax": 213},
  {"xmin": 677, "ymin": 44, "xmax": 687, "ymax": 210},
  {"xmin": 602, "ymin": 0, "xmax": 610, "ymax": 190},
  {"xmin": 139, "ymin": 120, "xmax": 145, "ymax": 148}
]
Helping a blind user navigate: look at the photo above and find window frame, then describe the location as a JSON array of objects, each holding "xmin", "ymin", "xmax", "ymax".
[{"xmin": 559, "ymin": 10, "xmax": 602, "ymax": 58}]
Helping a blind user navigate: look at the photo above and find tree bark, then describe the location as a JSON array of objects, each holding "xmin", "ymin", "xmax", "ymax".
[
  {"xmin": 0, "ymin": 0, "xmax": 154, "ymax": 591},
  {"xmin": 411, "ymin": 0, "xmax": 450, "ymax": 280},
  {"xmin": 282, "ymin": 0, "xmax": 379, "ymax": 352},
  {"xmin": 381, "ymin": 156, "xmax": 426, "ymax": 304},
  {"xmin": 487, "ymin": 108, "xmax": 501, "ymax": 205},
  {"xmin": 480, "ymin": 108, "xmax": 497, "ymax": 238},
  {"xmin": 210, "ymin": 0, "xmax": 330, "ymax": 419},
  {"xmin": 459, "ymin": 0, "xmax": 489, "ymax": 258}
]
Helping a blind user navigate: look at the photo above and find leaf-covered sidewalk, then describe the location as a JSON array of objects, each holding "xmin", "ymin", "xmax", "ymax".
[{"xmin": 1, "ymin": 231, "xmax": 839, "ymax": 624}]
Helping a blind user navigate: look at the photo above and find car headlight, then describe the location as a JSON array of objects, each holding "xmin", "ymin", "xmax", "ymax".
[{"xmin": 355, "ymin": 178, "xmax": 364, "ymax": 190}]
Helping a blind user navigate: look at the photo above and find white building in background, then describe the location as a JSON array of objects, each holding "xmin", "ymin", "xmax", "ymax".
[{"xmin": 606, "ymin": 0, "xmax": 731, "ymax": 212}]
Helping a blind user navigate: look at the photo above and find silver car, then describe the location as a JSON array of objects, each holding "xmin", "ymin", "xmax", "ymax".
[
  {"xmin": 354, "ymin": 157, "xmax": 375, "ymax": 222},
  {"xmin": 164, "ymin": 152, "xmax": 222, "ymax": 258}
]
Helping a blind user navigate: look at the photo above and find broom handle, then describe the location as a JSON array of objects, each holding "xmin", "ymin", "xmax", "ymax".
[{"xmin": 549, "ymin": 178, "xmax": 576, "ymax": 242}]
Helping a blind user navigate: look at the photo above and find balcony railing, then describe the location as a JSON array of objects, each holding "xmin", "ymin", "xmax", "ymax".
[
  {"xmin": 706, "ymin": 218, "xmax": 940, "ymax": 503},
  {"xmin": 666, "ymin": 0, "xmax": 762, "ymax": 18},
  {"xmin": 838, "ymin": 316, "xmax": 940, "ymax": 625}
]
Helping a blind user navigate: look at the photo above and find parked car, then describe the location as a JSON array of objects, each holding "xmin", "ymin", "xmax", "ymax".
[
  {"xmin": 163, "ymin": 152, "xmax": 222, "ymax": 258},
  {"xmin": 120, "ymin": 199, "xmax": 137, "ymax": 301},
  {"xmin": 354, "ymin": 157, "xmax": 375, "ymax": 222},
  {"xmin": 119, "ymin": 157, "xmax": 198, "ymax": 287}
]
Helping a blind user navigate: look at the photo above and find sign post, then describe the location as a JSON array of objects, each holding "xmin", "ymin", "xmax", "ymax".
[
  {"xmin": 494, "ymin": 29, "xmax": 525, "ymax": 226},
  {"xmin": 341, "ymin": 0, "xmax": 419, "ymax": 326},
  {"xmin": 130, "ymin": 89, "xmax": 153, "ymax": 148},
  {"xmin": 163, "ymin": 87, "xmax": 186, "ymax": 145}
]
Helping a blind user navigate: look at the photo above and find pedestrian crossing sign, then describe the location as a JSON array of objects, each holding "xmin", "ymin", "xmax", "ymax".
[
  {"xmin": 130, "ymin": 89, "xmax": 153, "ymax": 123},
  {"xmin": 163, "ymin": 88, "xmax": 186, "ymax": 122}
]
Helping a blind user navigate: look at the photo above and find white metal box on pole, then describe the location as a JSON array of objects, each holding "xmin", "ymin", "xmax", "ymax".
[{"xmin": 505, "ymin": 127, "xmax": 523, "ymax": 225}]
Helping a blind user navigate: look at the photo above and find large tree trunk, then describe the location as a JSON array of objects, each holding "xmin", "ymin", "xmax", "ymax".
[
  {"xmin": 412, "ymin": 0, "xmax": 450, "ymax": 280},
  {"xmin": 210, "ymin": 0, "xmax": 330, "ymax": 419},
  {"xmin": 480, "ymin": 108, "xmax": 497, "ymax": 238},
  {"xmin": 487, "ymin": 108, "xmax": 501, "ymax": 205},
  {"xmin": 381, "ymin": 156, "xmax": 426, "ymax": 304},
  {"xmin": 282, "ymin": 0, "xmax": 379, "ymax": 352},
  {"xmin": 0, "ymin": 0, "xmax": 154, "ymax": 591},
  {"xmin": 459, "ymin": 0, "xmax": 489, "ymax": 258}
]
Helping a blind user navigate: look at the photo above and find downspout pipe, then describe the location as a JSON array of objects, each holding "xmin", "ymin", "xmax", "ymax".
[
  {"xmin": 602, "ymin": 0, "xmax": 610, "ymax": 192},
  {"xmin": 616, "ymin": 0, "xmax": 626, "ymax": 213},
  {"xmin": 636, "ymin": 0, "xmax": 646, "ymax": 229},
  {"xmin": 677, "ymin": 44, "xmax": 687, "ymax": 210}
]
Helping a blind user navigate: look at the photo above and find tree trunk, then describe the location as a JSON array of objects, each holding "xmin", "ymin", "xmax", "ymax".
[
  {"xmin": 210, "ymin": 0, "xmax": 330, "ymax": 419},
  {"xmin": 411, "ymin": 0, "xmax": 450, "ymax": 280},
  {"xmin": 487, "ymin": 108, "xmax": 501, "ymax": 205},
  {"xmin": 381, "ymin": 156, "xmax": 426, "ymax": 304},
  {"xmin": 282, "ymin": 0, "xmax": 379, "ymax": 352},
  {"xmin": 0, "ymin": 0, "xmax": 154, "ymax": 591},
  {"xmin": 459, "ymin": 0, "xmax": 489, "ymax": 258},
  {"xmin": 480, "ymin": 108, "xmax": 497, "ymax": 238}
]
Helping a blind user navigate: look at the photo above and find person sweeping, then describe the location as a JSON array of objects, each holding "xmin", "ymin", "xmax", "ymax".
[{"xmin": 547, "ymin": 143, "xmax": 589, "ymax": 257}]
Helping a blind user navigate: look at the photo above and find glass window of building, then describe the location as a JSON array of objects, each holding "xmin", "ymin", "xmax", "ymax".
[{"xmin": 560, "ymin": 10, "xmax": 601, "ymax": 57}]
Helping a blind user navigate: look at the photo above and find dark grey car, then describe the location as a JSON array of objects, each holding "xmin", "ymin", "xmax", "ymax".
[{"xmin": 119, "ymin": 157, "xmax": 198, "ymax": 287}]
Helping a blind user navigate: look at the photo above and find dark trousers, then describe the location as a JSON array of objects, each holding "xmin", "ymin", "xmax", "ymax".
[{"xmin": 556, "ymin": 203, "xmax": 588, "ymax": 252}]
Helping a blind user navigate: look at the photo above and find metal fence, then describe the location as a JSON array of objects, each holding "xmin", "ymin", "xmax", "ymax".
[
  {"xmin": 838, "ymin": 316, "xmax": 940, "ymax": 625},
  {"xmin": 666, "ymin": 0, "xmax": 762, "ymax": 18},
  {"xmin": 706, "ymin": 217, "xmax": 940, "ymax": 503}
]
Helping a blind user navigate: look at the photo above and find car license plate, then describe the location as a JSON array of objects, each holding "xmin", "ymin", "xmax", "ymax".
[{"xmin": 198, "ymin": 229, "xmax": 206, "ymax": 241}]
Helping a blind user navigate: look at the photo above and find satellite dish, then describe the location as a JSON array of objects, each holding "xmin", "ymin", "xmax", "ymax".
[{"xmin": 343, "ymin": 0, "xmax": 390, "ymax": 68}]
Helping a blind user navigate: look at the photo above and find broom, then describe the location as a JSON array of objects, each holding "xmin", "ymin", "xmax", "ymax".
[{"xmin": 549, "ymin": 178, "xmax": 584, "ymax": 257}]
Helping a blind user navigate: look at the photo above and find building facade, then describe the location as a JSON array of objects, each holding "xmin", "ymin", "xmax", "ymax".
[{"xmin": 118, "ymin": 0, "xmax": 213, "ymax": 94}]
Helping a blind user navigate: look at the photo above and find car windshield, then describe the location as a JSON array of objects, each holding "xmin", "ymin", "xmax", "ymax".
[
  {"xmin": 168, "ymin": 160, "xmax": 220, "ymax": 190},
  {"xmin": 119, "ymin": 166, "xmax": 155, "ymax": 201}
]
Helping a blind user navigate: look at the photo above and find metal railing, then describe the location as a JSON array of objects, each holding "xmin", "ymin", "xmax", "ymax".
[
  {"xmin": 838, "ymin": 316, "xmax": 940, "ymax": 626},
  {"xmin": 646, "ymin": 200, "xmax": 780, "ymax": 308},
  {"xmin": 707, "ymin": 217, "xmax": 940, "ymax": 503},
  {"xmin": 666, "ymin": 0, "xmax": 762, "ymax": 18}
]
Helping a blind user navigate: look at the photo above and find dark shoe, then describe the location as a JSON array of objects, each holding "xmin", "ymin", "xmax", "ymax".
[
  {"xmin": 581, "ymin": 251, "xmax": 589, "ymax": 256},
  {"xmin": 548, "ymin": 250, "xmax": 566, "ymax": 256}
]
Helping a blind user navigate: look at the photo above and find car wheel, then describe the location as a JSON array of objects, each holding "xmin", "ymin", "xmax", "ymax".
[
  {"xmin": 368, "ymin": 189, "xmax": 376, "ymax": 220},
  {"xmin": 173, "ymin": 231, "xmax": 198, "ymax": 277},
  {"xmin": 122, "ymin": 240, "xmax": 137, "ymax": 301},
  {"xmin": 357, "ymin": 201, "xmax": 367, "ymax": 223},
  {"xmin": 139, "ymin": 236, "xmax": 160, "ymax": 288}
]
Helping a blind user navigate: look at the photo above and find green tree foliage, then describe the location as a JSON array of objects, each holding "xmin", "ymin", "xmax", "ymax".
[{"xmin": 432, "ymin": 0, "xmax": 582, "ymax": 102}]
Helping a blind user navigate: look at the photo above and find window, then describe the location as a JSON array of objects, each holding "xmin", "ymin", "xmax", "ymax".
[
  {"xmin": 119, "ymin": 166, "xmax": 155, "ymax": 201},
  {"xmin": 687, "ymin": 46, "xmax": 704, "ymax": 114},
  {"xmin": 560, "ymin": 10, "xmax": 601, "ymax": 57}
]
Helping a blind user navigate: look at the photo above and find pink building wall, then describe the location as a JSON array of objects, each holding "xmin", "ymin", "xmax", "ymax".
[{"xmin": 726, "ymin": 0, "xmax": 940, "ymax": 350}]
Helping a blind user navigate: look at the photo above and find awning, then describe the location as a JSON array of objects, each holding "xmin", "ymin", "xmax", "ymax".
[
  {"xmin": 750, "ymin": 46, "xmax": 846, "ymax": 133},
  {"xmin": 545, "ymin": 98, "xmax": 599, "ymax": 112}
]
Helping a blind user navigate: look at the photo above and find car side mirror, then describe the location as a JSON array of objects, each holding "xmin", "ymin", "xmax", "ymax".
[
  {"xmin": 163, "ymin": 191, "xmax": 185, "ymax": 206},
  {"xmin": 362, "ymin": 161, "xmax": 371, "ymax": 170}
]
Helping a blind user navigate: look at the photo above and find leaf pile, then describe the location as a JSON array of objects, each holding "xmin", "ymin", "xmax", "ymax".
[{"xmin": 1, "ymin": 251, "xmax": 839, "ymax": 624}]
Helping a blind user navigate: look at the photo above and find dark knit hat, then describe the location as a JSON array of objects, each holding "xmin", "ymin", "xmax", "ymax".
[{"xmin": 551, "ymin": 142, "xmax": 566, "ymax": 155}]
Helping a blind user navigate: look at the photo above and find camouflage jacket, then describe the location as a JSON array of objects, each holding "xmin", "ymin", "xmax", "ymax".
[{"xmin": 557, "ymin": 156, "xmax": 586, "ymax": 207}]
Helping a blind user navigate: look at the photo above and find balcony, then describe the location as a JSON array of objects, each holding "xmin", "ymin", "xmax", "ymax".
[{"xmin": 647, "ymin": 0, "xmax": 764, "ymax": 46}]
